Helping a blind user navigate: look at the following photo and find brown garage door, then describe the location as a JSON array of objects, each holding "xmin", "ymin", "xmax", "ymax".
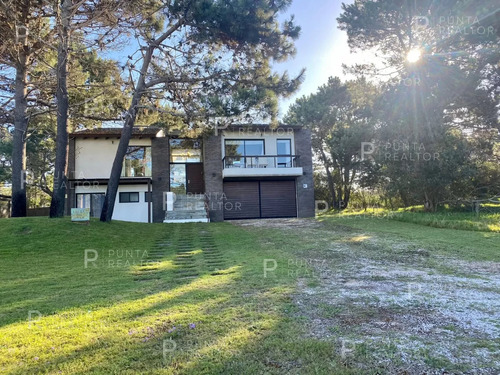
[
  {"xmin": 260, "ymin": 180, "xmax": 297, "ymax": 218},
  {"xmin": 223, "ymin": 181, "xmax": 260, "ymax": 219},
  {"xmin": 223, "ymin": 180, "xmax": 297, "ymax": 219}
]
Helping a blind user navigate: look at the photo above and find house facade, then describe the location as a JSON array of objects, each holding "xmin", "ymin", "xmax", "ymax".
[{"xmin": 67, "ymin": 124, "xmax": 315, "ymax": 223}]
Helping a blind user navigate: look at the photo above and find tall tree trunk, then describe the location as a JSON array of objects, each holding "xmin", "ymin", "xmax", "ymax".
[
  {"xmin": 50, "ymin": 0, "xmax": 71, "ymax": 218},
  {"xmin": 343, "ymin": 188, "xmax": 351, "ymax": 209},
  {"xmin": 342, "ymin": 166, "xmax": 352, "ymax": 209},
  {"xmin": 11, "ymin": 49, "xmax": 29, "ymax": 217},
  {"xmin": 99, "ymin": 19, "xmax": 184, "ymax": 222},
  {"xmin": 319, "ymin": 147, "xmax": 336, "ymax": 208},
  {"xmin": 423, "ymin": 191, "xmax": 434, "ymax": 212},
  {"xmin": 100, "ymin": 47, "xmax": 154, "ymax": 222},
  {"xmin": 399, "ymin": 188, "xmax": 409, "ymax": 207}
]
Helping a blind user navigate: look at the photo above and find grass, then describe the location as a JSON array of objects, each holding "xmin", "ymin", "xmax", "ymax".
[
  {"xmin": 1, "ymin": 215, "xmax": 499, "ymax": 374},
  {"xmin": 0, "ymin": 217, "xmax": 346, "ymax": 375},
  {"xmin": 319, "ymin": 212, "xmax": 500, "ymax": 262},
  {"xmin": 326, "ymin": 204, "xmax": 500, "ymax": 233}
]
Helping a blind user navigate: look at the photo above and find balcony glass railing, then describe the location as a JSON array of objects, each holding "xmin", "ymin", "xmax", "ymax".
[{"xmin": 223, "ymin": 155, "xmax": 300, "ymax": 169}]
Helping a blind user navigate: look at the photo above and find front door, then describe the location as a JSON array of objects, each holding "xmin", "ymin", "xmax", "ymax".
[{"xmin": 186, "ymin": 163, "xmax": 204, "ymax": 194}]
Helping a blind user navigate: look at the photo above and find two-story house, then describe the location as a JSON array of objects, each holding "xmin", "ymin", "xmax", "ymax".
[{"xmin": 66, "ymin": 124, "xmax": 314, "ymax": 223}]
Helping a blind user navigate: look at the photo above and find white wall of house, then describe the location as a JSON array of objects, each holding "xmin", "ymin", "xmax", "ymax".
[
  {"xmin": 74, "ymin": 138, "xmax": 152, "ymax": 179},
  {"xmin": 220, "ymin": 129, "xmax": 296, "ymax": 157},
  {"xmin": 75, "ymin": 184, "xmax": 151, "ymax": 223}
]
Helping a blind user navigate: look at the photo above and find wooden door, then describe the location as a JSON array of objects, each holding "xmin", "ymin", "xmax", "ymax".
[{"xmin": 186, "ymin": 163, "xmax": 204, "ymax": 194}]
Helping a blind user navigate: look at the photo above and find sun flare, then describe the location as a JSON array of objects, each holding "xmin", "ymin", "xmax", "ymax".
[{"xmin": 407, "ymin": 48, "xmax": 422, "ymax": 63}]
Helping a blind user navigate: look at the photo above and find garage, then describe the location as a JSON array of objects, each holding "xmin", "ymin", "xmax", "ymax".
[{"xmin": 223, "ymin": 180, "xmax": 297, "ymax": 219}]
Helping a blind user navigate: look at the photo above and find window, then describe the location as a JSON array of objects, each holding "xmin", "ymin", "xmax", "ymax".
[
  {"xmin": 144, "ymin": 191, "xmax": 152, "ymax": 202},
  {"xmin": 225, "ymin": 139, "xmax": 265, "ymax": 157},
  {"xmin": 224, "ymin": 139, "xmax": 265, "ymax": 168},
  {"xmin": 122, "ymin": 146, "xmax": 151, "ymax": 177},
  {"xmin": 169, "ymin": 139, "xmax": 202, "ymax": 163},
  {"xmin": 170, "ymin": 163, "xmax": 186, "ymax": 195},
  {"xmin": 76, "ymin": 193, "xmax": 105, "ymax": 218},
  {"xmin": 277, "ymin": 139, "xmax": 292, "ymax": 167},
  {"xmin": 119, "ymin": 192, "xmax": 139, "ymax": 203}
]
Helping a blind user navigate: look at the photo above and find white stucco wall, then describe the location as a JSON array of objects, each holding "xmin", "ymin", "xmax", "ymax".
[
  {"xmin": 75, "ymin": 184, "xmax": 151, "ymax": 223},
  {"xmin": 74, "ymin": 138, "xmax": 152, "ymax": 179},
  {"xmin": 220, "ymin": 129, "xmax": 296, "ymax": 157}
]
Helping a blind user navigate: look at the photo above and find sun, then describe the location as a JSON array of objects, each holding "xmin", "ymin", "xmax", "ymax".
[{"xmin": 406, "ymin": 48, "xmax": 422, "ymax": 63}]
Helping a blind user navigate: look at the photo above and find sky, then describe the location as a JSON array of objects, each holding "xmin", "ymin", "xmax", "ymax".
[
  {"xmin": 103, "ymin": 0, "xmax": 373, "ymax": 122},
  {"xmin": 274, "ymin": 0, "xmax": 372, "ymax": 118}
]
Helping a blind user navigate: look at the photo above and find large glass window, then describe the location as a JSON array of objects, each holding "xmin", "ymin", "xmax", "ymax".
[
  {"xmin": 224, "ymin": 139, "xmax": 265, "ymax": 168},
  {"xmin": 277, "ymin": 139, "xmax": 292, "ymax": 167},
  {"xmin": 170, "ymin": 164, "xmax": 186, "ymax": 194},
  {"xmin": 122, "ymin": 146, "xmax": 151, "ymax": 177},
  {"xmin": 224, "ymin": 139, "xmax": 265, "ymax": 157},
  {"xmin": 76, "ymin": 193, "xmax": 105, "ymax": 218},
  {"xmin": 169, "ymin": 139, "xmax": 202, "ymax": 163}
]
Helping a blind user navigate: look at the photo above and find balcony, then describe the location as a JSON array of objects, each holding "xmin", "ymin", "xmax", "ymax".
[{"xmin": 222, "ymin": 155, "xmax": 303, "ymax": 178}]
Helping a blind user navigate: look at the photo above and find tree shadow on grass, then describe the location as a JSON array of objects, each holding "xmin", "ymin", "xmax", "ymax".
[{"xmin": 3, "ymin": 266, "xmax": 283, "ymax": 374}]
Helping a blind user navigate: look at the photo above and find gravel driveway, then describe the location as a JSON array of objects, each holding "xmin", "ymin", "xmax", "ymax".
[{"xmin": 234, "ymin": 218, "xmax": 500, "ymax": 374}]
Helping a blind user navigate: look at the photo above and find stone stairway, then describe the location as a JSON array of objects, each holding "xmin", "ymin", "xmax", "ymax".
[{"xmin": 163, "ymin": 194, "xmax": 209, "ymax": 223}]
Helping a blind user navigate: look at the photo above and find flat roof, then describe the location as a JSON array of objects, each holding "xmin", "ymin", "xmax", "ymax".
[
  {"xmin": 70, "ymin": 127, "xmax": 163, "ymax": 138},
  {"xmin": 70, "ymin": 124, "xmax": 302, "ymax": 138}
]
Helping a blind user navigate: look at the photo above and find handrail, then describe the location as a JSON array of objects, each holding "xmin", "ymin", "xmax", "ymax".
[{"xmin": 222, "ymin": 155, "xmax": 300, "ymax": 169}]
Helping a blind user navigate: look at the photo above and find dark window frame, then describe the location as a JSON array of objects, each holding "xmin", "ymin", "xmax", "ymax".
[
  {"xmin": 122, "ymin": 146, "xmax": 152, "ymax": 177},
  {"xmin": 277, "ymin": 139, "xmax": 292, "ymax": 155},
  {"xmin": 169, "ymin": 138, "xmax": 203, "ymax": 163},
  {"xmin": 224, "ymin": 139, "xmax": 266, "ymax": 156},
  {"xmin": 277, "ymin": 139, "xmax": 293, "ymax": 168},
  {"xmin": 119, "ymin": 192, "xmax": 140, "ymax": 203}
]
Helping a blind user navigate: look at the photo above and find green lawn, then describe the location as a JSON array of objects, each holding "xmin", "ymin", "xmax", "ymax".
[
  {"xmin": 319, "ymin": 212, "xmax": 500, "ymax": 262},
  {"xmin": 0, "ymin": 218, "xmax": 336, "ymax": 374},
  {"xmin": 331, "ymin": 205, "xmax": 500, "ymax": 233},
  {"xmin": 0, "ymin": 216, "xmax": 499, "ymax": 374}
]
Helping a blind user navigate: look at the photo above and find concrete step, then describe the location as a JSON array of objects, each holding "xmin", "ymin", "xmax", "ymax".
[
  {"xmin": 174, "ymin": 195, "xmax": 205, "ymax": 202},
  {"xmin": 166, "ymin": 213, "xmax": 208, "ymax": 220},
  {"xmin": 164, "ymin": 194, "xmax": 209, "ymax": 223},
  {"xmin": 168, "ymin": 209, "xmax": 206, "ymax": 215},
  {"xmin": 173, "ymin": 203, "xmax": 206, "ymax": 211},
  {"xmin": 164, "ymin": 218, "xmax": 209, "ymax": 223}
]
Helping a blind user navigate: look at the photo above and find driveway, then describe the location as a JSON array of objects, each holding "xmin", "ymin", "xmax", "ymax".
[{"xmin": 234, "ymin": 218, "xmax": 500, "ymax": 374}]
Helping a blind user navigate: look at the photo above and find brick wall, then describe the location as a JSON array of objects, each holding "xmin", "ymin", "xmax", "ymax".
[
  {"xmin": 203, "ymin": 134, "xmax": 224, "ymax": 222},
  {"xmin": 294, "ymin": 128, "xmax": 315, "ymax": 218},
  {"xmin": 152, "ymin": 137, "xmax": 170, "ymax": 223}
]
